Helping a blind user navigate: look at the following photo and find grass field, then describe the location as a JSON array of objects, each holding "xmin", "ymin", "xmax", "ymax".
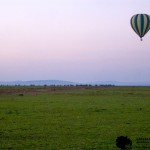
[{"xmin": 0, "ymin": 86, "xmax": 150, "ymax": 150}]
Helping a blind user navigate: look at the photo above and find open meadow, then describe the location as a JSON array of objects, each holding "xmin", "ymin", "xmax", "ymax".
[{"xmin": 0, "ymin": 86, "xmax": 150, "ymax": 150}]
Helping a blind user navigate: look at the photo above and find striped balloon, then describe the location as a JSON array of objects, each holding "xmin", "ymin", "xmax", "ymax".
[{"xmin": 130, "ymin": 14, "xmax": 150, "ymax": 41}]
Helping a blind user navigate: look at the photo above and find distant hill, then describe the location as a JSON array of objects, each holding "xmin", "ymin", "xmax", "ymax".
[
  {"xmin": 0, "ymin": 80, "xmax": 150, "ymax": 86},
  {"xmin": 0, "ymin": 80, "xmax": 79, "ymax": 86}
]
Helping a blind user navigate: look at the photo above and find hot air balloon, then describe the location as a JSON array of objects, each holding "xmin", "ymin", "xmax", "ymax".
[{"xmin": 130, "ymin": 14, "xmax": 150, "ymax": 41}]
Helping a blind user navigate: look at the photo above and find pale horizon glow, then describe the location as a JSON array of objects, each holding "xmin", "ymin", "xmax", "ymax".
[{"xmin": 0, "ymin": 0, "xmax": 150, "ymax": 83}]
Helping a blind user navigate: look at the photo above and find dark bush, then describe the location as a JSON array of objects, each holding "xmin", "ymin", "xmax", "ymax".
[{"xmin": 116, "ymin": 136, "xmax": 132, "ymax": 150}]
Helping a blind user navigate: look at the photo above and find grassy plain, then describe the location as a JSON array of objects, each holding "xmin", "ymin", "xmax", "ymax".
[{"xmin": 0, "ymin": 86, "xmax": 150, "ymax": 150}]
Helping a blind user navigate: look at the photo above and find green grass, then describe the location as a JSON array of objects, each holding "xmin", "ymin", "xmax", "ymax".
[{"xmin": 0, "ymin": 86, "xmax": 150, "ymax": 149}]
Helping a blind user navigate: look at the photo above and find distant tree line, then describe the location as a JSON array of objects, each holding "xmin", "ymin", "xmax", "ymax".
[{"xmin": 0, "ymin": 84, "xmax": 115, "ymax": 87}]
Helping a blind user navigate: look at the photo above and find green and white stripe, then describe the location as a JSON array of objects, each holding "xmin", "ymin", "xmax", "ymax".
[{"xmin": 130, "ymin": 14, "xmax": 150, "ymax": 39}]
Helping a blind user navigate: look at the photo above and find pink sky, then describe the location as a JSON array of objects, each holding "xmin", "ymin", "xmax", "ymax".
[{"xmin": 0, "ymin": 0, "xmax": 150, "ymax": 82}]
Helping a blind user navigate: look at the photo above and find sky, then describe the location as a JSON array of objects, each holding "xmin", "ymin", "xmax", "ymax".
[{"xmin": 0, "ymin": 0, "xmax": 150, "ymax": 83}]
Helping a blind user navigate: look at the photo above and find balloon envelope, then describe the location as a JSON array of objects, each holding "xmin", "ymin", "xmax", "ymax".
[{"xmin": 130, "ymin": 14, "xmax": 150, "ymax": 40}]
